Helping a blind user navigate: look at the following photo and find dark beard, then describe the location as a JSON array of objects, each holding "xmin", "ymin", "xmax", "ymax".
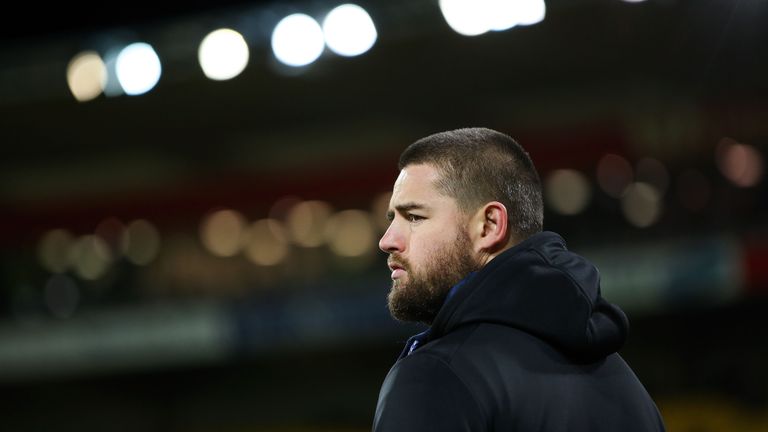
[{"xmin": 387, "ymin": 229, "xmax": 478, "ymax": 325}]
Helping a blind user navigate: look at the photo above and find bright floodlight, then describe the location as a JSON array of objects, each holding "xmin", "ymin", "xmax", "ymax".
[
  {"xmin": 516, "ymin": 0, "xmax": 546, "ymax": 26},
  {"xmin": 323, "ymin": 4, "xmax": 377, "ymax": 57},
  {"xmin": 115, "ymin": 42, "xmax": 162, "ymax": 95},
  {"xmin": 199, "ymin": 28, "xmax": 250, "ymax": 80},
  {"xmin": 271, "ymin": 13, "xmax": 325, "ymax": 67},
  {"xmin": 439, "ymin": 0, "xmax": 546, "ymax": 36},
  {"xmin": 486, "ymin": 0, "xmax": 521, "ymax": 31},
  {"xmin": 439, "ymin": 0, "xmax": 491, "ymax": 36}
]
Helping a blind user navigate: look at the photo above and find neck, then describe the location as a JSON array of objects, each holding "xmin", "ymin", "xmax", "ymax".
[{"xmin": 478, "ymin": 236, "xmax": 520, "ymax": 268}]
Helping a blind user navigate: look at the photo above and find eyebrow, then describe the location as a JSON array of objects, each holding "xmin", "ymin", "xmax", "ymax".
[{"xmin": 386, "ymin": 202, "xmax": 429, "ymax": 222}]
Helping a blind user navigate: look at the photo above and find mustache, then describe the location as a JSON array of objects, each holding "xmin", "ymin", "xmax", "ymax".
[{"xmin": 387, "ymin": 254, "xmax": 409, "ymax": 270}]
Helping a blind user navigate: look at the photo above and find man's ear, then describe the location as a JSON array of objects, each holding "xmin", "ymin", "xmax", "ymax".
[{"xmin": 469, "ymin": 201, "xmax": 510, "ymax": 254}]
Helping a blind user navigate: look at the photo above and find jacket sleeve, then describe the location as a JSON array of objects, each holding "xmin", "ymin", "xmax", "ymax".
[{"xmin": 372, "ymin": 353, "xmax": 487, "ymax": 432}]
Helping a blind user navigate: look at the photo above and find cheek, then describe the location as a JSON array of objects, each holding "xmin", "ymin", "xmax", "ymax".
[{"xmin": 411, "ymin": 233, "xmax": 447, "ymax": 264}]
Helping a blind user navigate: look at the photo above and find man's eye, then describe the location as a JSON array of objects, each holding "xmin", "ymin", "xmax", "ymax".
[{"xmin": 407, "ymin": 214, "xmax": 424, "ymax": 222}]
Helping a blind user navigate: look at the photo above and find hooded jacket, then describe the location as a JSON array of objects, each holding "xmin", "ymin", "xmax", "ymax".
[{"xmin": 373, "ymin": 231, "xmax": 666, "ymax": 432}]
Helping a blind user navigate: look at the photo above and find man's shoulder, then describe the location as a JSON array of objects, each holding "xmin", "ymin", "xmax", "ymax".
[
  {"xmin": 417, "ymin": 321, "xmax": 550, "ymax": 364},
  {"xmin": 383, "ymin": 325, "xmax": 487, "ymax": 390},
  {"xmin": 409, "ymin": 321, "xmax": 603, "ymax": 388},
  {"xmin": 375, "ymin": 339, "xmax": 489, "ymax": 432},
  {"xmin": 387, "ymin": 348, "xmax": 459, "ymax": 383},
  {"xmin": 411, "ymin": 323, "xmax": 484, "ymax": 364}
]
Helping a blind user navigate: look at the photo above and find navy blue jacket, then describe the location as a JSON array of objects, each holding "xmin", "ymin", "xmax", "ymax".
[{"xmin": 373, "ymin": 231, "xmax": 665, "ymax": 431}]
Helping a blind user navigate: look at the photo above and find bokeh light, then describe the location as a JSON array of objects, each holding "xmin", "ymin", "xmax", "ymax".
[
  {"xmin": 597, "ymin": 153, "xmax": 634, "ymax": 198},
  {"xmin": 115, "ymin": 42, "xmax": 162, "ymax": 95},
  {"xmin": 322, "ymin": 4, "xmax": 377, "ymax": 57},
  {"xmin": 122, "ymin": 219, "xmax": 161, "ymax": 265},
  {"xmin": 66, "ymin": 51, "xmax": 106, "ymax": 102},
  {"xmin": 286, "ymin": 200, "xmax": 333, "ymax": 247},
  {"xmin": 439, "ymin": 0, "xmax": 546, "ymax": 36},
  {"xmin": 198, "ymin": 28, "xmax": 250, "ymax": 80},
  {"xmin": 325, "ymin": 210, "xmax": 375, "ymax": 257},
  {"xmin": 38, "ymin": 229, "xmax": 76, "ymax": 273},
  {"xmin": 621, "ymin": 182, "xmax": 663, "ymax": 228},
  {"xmin": 200, "ymin": 209, "xmax": 247, "ymax": 257},
  {"xmin": 716, "ymin": 138, "xmax": 764, "ymax": 188},
  {"xmin": 244, "ymin": 219, "xmax": 289, "ymax": 266},
  {"xmin": 544, "ymin": 169, "xmax": 592, "ymax": 215},
  {"xmin": 271, "ymin": 14, "xmax": 325, "ymax": 67},
  {"xmin": 69, "ymin": 235, "xmax": 112, "ymax": 280},
  {"xmin": 511, "ymin": 0, "xmax": 547, "ymax": 26},
  {"xmin": 439, "ymin": 0, "xmax": 494, "ymax": 36}
]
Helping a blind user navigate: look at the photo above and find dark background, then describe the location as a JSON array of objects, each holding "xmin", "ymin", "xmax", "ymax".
[{"xmin": 1, "ymin": 0, "xmax": 767, "ymax": 431}]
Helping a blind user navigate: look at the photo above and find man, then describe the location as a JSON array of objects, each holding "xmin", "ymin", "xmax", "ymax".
[{"xmin": 373, "ymin": 128, "xmax": 665, "ymax": 431}]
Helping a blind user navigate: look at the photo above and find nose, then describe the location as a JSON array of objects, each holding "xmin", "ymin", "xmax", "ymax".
[{"xmin": 379, "ymin": 223, "xmax": 404, "ymax": 254}]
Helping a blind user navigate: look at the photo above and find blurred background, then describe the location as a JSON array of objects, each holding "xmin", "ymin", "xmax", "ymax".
[{"xmin": 1, "ymin": 0, "xmax": 767, "ymax": 430}]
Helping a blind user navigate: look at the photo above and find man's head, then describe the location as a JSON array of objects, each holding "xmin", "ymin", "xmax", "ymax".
[{"xmin": 379, "ymin": 127, "xmax": 543, "ymax": 324}]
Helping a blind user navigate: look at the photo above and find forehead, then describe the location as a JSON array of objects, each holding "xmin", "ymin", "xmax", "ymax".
[
  {"xmin": 394, "ymin": 164, "xmax": 437, "ymax": 189},
  {"xmin": 390, "ymin": 164, "xmax": 451, "ymax": 206}
]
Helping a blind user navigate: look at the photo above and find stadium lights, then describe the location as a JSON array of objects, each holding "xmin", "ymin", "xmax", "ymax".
[
  {"xmin": 439, "ymin": 0, "xmax": 546, "ymax": 36},
  {"xmin": 66, "ymin": 51, "xmax": 107, "ymax": 102},
  {"xmin": 115, "ymin": 42, "xmax": 162, "ymax": 95},
  {"xmin": 65, "ymin": 0, "xmax": 560, "ymax": 99},
  {"xmin": 198, "ymin": 28, "xmax": 250, "ymax": 80},
  {"xmin": 322, "ymin": 4, "xmax": 378, "ymax": 57},
  {"xmin": 271, "ymin": 13, "xmax": 325, "ymax": 67},
  {"xmin": 271, "ymin": 4, "xmax": 378, "ymax": 67}
]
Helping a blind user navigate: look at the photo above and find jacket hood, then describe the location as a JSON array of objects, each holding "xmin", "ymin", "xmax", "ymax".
[{"xmin": 431, "ymin": 231, "xmax": 628, "ymax": 361}]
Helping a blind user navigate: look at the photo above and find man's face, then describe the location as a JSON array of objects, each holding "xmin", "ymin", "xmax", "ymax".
[{"xmin": 379, "ymin": 164, "xmax": 479, "ymax": 324}]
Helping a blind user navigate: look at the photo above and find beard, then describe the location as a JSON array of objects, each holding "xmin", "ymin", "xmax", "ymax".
[{"xmin": 387, "ymin": 228, "xmax": 479, "ymax": 325}]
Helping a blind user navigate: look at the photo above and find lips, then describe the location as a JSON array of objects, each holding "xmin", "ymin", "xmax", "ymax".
[
  {"xmin": 388, "ymin": 259, "xmax": 407, "ymax": 280},
  {"xmin": 391, "ymin": 268, "xmax": 406, "ymax": 279}
]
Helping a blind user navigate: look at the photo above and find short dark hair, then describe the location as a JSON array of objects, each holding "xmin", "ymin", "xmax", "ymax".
[{"xmin": 399, "ymin": 127, "xmax": 543, "ymax": 241}]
